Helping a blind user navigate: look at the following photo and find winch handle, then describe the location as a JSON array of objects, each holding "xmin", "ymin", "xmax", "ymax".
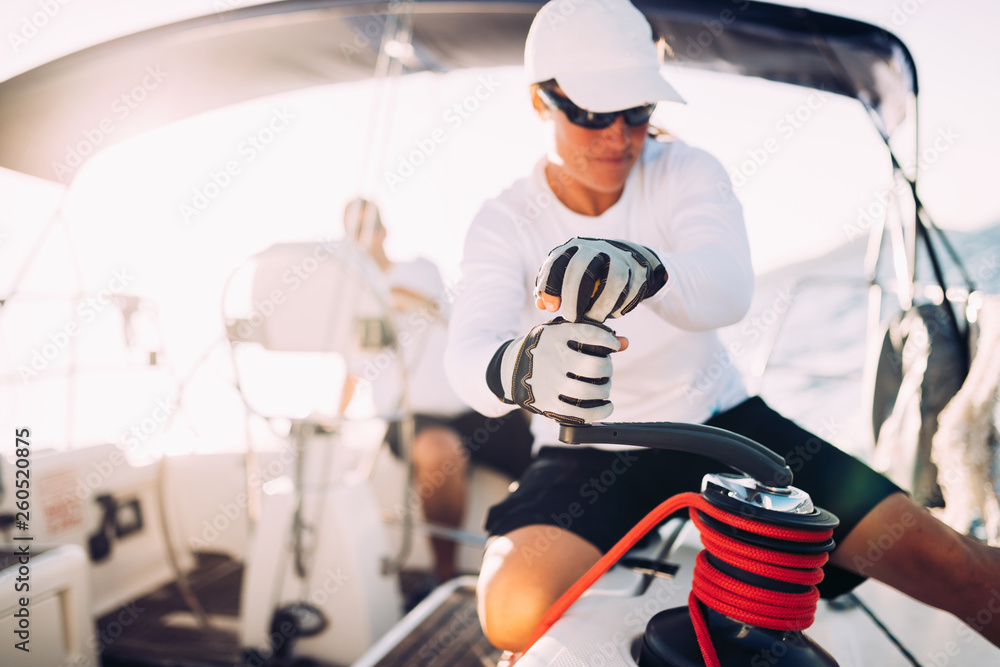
[{"xmin": 559, "ymin": 422, "xmax": 793, "ymax": 488}]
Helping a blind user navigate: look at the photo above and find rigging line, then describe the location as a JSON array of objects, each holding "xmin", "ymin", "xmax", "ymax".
[
  {"xmin": 159, "ymin": 332, "xmax": 228, "ymax": 434},
  {"xmin": 141, "ymin": 284, "xmax": 246, "ymax": 631},
  {"xmin": 635, "ymin": 517, "xmax": 687, "ymax": 597},
  {"xmin": 371, "ymin": 9, "xmax": 413, "ymax": 194},
  {"xmin": 378, "ymin": 257, "xmax": 418, "ymax": 575},
  {"xmin": 356, "ymin": 0, "xmax": 412, "ymax": 196},
  {"xmin": 292, "ymin": 423, "xmax": 310, "ymax": 579},
  {"xmin": 155, "ymin": 449, "xmax": 213, "ymax": 629},
  {"xmin": 0, "ymin": 202, "xmax": 62, "ymax": 316},
  {"xmin": 850, "ymin": 89, "xmax": 975, "ymax": 294},
  {"xmin": 220, "ymin": 315, "xmax": 296, "ymax": 618},
  {"xmin": 295, "ymin": 421, "xmax": 340, "ymax": 601},
  {"xmin": 915, "ymin": 215, "xmax": 970, "ymax": 372},
  {"xmin": 809, "ymin": 27, "xmax": 976, "ymax": 294},
  {"xmin": 809, "ymin": 26, "xmax": 974, "ymax": 364},
  {"xmin": 806, "ymin": 27, "xmax": 912, "ymax": 310},
  {"xmin": 61, "ymin": 212, "xmax": 92, "ymax": 447},
  {"xmin": 881, "ymin": 146, "xmax": 976, "ymax": 293},
  {"xmin": 842, "ymin": 592, "xmax": 924, "ymax": 667},
  {"xmin": 243, "ymin": 411, "xmax": 260, "ymax": 526},
  {"xmin": 143, "ymin": 333, "xmax": 231, "ymax": 633},
  {"xmin": 58, "ymin": 207, "xmax": 88, "ymax": 291}
]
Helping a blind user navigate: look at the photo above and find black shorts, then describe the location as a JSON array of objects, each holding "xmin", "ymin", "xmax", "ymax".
[
  {"xmin": 484, "ymin": 396, "xmax": 903, "ymax": 598},
  {"xmin": 385, "ymin": 409, "xmax": 535, "ymax": 481}
]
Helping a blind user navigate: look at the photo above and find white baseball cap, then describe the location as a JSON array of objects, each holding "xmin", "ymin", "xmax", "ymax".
[{"xmin": 524, "ymin": 0, "xmax": 685, "ymax": 112}]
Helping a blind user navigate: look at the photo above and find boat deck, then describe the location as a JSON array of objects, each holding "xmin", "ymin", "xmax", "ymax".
[
  {"xmin": 95, "ymin": 554, "xmax": 499, "ymax": 667},
  {"xmin": 97, "ymin": 553, "xmax": 255, "ymax": 667},
  {"xmin": 353, "ymin": 578, "xmax": 502, "ymax": 667}
]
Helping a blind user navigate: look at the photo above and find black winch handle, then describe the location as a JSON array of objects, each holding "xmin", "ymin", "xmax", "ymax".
[{"xmin": 559, "ymin": 422, "xmax": 793, "ymax": 488}]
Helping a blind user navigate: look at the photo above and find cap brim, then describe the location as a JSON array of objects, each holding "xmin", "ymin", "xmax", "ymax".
[{"xmin": 558, "ymin": 67, "xmax": 686, "ymax": 112}]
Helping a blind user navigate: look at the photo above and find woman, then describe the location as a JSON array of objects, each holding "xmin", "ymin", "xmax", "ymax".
[{"xmin": 444, "ymin": 0, "xmax": 1000, "ymax": 655}]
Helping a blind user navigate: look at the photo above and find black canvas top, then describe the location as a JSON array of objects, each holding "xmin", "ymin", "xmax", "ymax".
[{"xmin": 0, "ymin": 0, "xmax": 916, "ymax": 182}]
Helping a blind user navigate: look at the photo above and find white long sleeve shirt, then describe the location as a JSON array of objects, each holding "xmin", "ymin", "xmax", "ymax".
[{"xmin": 445, "ymin": 138, "xmax": 754, "ymax": 451}]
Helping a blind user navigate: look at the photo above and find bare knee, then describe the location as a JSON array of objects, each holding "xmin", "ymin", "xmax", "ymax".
[
  {"xmin": 411, "ymin": 426, "xmax": 466, "ymax": 474},
  {"xmin": 477, "ymin": 563, "xmax": 555, "ymax": 651},
  {"xmin": 477, "ymin": 526, "xmax": 601, "ymax": 652}
]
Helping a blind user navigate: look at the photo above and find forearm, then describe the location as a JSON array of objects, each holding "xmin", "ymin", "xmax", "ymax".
[
  {"xmin": 445, "ymin": 326, "xmax": 518, "ymax": 418},
  {"xmin": 444, "ymin": 216, "xmax": 530, "ymax": 418},
  {"xmin": 635, "ymin": 144, "xmax": 754, "ymax": 330},
  {"xmin": 645, "ymin": 241, "xmax": 754, "ymax": 330}
]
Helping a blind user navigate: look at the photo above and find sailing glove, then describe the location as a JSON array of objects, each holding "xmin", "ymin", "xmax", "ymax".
[
  {"xmin": 486, "ymin": 317, "xmax": 620, "ymax": 425},
  {"xmin": 535, "ymin": 237, "xmax": 666, "ymax": 323}
]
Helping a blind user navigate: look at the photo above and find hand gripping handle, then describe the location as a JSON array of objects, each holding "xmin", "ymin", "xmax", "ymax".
[{"xmin": 559, "ymin": 422, "xmax": 793, "ymax": 488}]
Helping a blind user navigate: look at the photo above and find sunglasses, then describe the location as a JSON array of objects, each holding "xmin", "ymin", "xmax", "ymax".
[{"xmin": 537, "ymin": 88, "xmax": 656, "ymax": 129}]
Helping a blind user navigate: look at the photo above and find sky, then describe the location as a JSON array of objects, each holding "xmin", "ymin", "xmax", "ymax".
[{"xmin": 0, "ymin": 0, "xmax": 998, "ymax": 451}]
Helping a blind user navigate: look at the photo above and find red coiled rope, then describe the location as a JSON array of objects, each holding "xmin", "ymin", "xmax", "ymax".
[{"xmin": 521, "ymin": 491, "xmax": 834, "ymax": 667}]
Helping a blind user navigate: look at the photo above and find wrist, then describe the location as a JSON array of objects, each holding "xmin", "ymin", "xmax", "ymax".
[
  {"xmin": 486, "ymin": 338, "xmax": 518, "ymax": 403},
  {"xmin": 644, "ymin": 246, "xmax": 667, "ymax": 298}
]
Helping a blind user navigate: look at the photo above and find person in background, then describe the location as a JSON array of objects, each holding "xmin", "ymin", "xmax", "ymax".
[
  {"xmin": 443, "ymin": 0, "xmax": 1000, "ymax": 654},
  {"xmin": 341, "ymin": 197, "xmax": 535, "ymax": 596}
]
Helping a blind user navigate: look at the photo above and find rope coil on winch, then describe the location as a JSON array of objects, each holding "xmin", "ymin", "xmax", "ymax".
[
  {"xmin": 522, "ymin": 491, "xmax": 835, "ymax": 667},
  {"xmin": 687, "ymin": 501, "xmax": 833, "ymax": 666}
]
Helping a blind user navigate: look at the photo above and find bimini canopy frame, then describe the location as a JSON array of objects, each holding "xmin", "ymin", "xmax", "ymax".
[
  {"xmin": 0, "ymin": 0, "xmax": 916, "ymax": 184},
  {"xmin": 7, "ymin": 0, "xmax": 963, "ymax": 343}
]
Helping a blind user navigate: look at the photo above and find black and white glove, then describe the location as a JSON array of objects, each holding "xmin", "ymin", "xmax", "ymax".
[
  {"xmin": 535, "ymin": 237, "xmax": 666, "ymax": 323},
  {"xmin": 486, "ymin": 317, "xmax": 620, "ymax": 424}
]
